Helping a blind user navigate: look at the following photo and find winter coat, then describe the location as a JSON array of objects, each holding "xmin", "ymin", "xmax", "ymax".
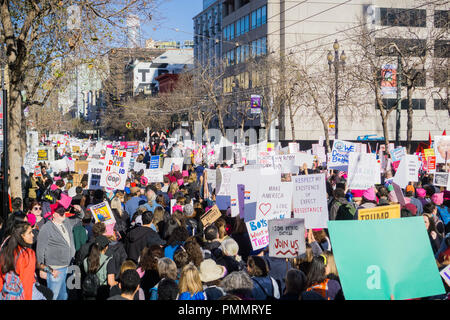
[{"xmin": 124, "ymin": 226, "xmax": 165, "ymax": 263}]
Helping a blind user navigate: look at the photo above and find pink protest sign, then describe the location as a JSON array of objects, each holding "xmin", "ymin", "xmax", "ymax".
[
  {"xmin": 182, "ymin": 170, "xmax": 189, "ymax": 177},
  {"xmin": 58, "ymin": 193, "xmax": 72, "ymax": 209}
]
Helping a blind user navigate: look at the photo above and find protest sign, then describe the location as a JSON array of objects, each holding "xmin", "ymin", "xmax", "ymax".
[
  {"xmin": 329, "ymin": 217, "xmax": 445, "ymax": 300},
  {"xmin": 393, "ymin": 155, "xmax": 419, "ymax": 188},
  {"xmin": 434, "ymin": 136, "xmax": 450, "ymax": 163},
  {"xmin": 100, "ymin": 148, "xmax": 131, "ymax": 190},
  {"xmin": 268, "ymin": 218, "xmax": 306, "ymax": 258},
  {"xmin": 294, "ymin": 153, "xmax": 315, "ymax": 169},
  {"xmin": 24, "ymin": 152, "xmax": 38, "ymax": 174},
  {"xmin": 392, "ymin": 182, "xmax": 406, "ymax": 206},
  {"xmin": 37, "ymin": 149, "xmax": 48, "ymax": 161},
  {"xmin": 87, "ymin": 160, "xmax": 104, "ymax": 190},
  {"xmin": 426, "ymin": 156, "xmax": 436, "ymax": 172},
  {"xmin": 292, "ymin": 173, "xmax": 329, "ymax": 228},
  {"xmin": 328, "ymin": 139, "xmax": 356, "ymax": 170},
  {"xmin": 433, "ymin": 172, "xmax": 449, "ymax": 187},
  {"xmin": 216, "ymin": 168, "xmax": 234, "ymax": 210},
  {"xmin": 256, "ymin": 174, "xmax": 292, "ymax": 221},
  {"xmin": 390, "ymin": 147, "xmax": 406, "ymax": 162},
  {"xmin": 162, "ymin": 157, "xmax": 184, "ymax": 174},
  {"xmin": 288, "ymin": 142, "xmax": 299, "ymax": 154},
  {"xmin": 75, "ymin": 160, "xmax": 89, "ymax": 174},
  {"xmin": 347, "ymin": 153, "xmax": 379, "ymax": 190},
  {"xmin": 90, "ymin": 201, "xmax": 116, "ymax": 225},
  {"xmin": 312, "ymin": 144, "xmax": 327, "ymax": 164},
  {"xmin": 423, "ymin": 148, "xmax": 435, "ymax": 159},
  {"xmin": 150, "ymin": 155, "xmax": 160, "ymax": 169},
  {"xmin": 50, "ymin": 159, "xmax": 68, "ymax": 173},
  {"xmin": 440, "ymin": 265, "xmax": 450, "ymax": 288},
  {"xmin": 358, "ymin": 204, "xmax": 401, "ymax": 220},
  {"xmin": 200, "ymin": 205, "xmax": 222, "ymax": 228},
  {"xmin": 133, "ymin": 162, "xmax": 147, "ymax": 173},
  {"xmin": 246, "ymin": 218, "xmax": 269, "ymax": 251},
  {"xmin": 257, "ymin": 152, "xmax": 274, "ymax": 169},
  {"xmin": 144, "ymin": 169, "xmax": 164, "ymax": 183},
  {"xmin": 205, "ymin": 168, "xmax": 216, "ymax": 191},
  {"xmin": 273, "ymin": 154, "xmax": 298, "ymax": 174},
  {"xmin": 34, "ymin": 165, "xmax": 42, "ymax": 177}
]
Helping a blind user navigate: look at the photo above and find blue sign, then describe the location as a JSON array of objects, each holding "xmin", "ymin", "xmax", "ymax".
[{"xmin": 150, "ymin": 155, "xmax": 160, "ymax": 169}]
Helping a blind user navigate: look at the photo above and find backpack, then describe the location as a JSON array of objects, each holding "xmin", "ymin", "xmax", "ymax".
[
  {"xmin": 81, "ymin": 258, "xmax": 110, "ymax": 298},
  {"xmin": 253, "ymin": 277, "xmax": 277, "ymax": 301},
  {"xmin": 0, "ymin": 249, "xmax": 25, "ymax": 300},
  {"xmin": 335, "ymin": 202, "xmax": 357, "ymax": 220}
]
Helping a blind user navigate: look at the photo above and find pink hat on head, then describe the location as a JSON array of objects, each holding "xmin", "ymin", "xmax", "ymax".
[
  {"xmin": 27, "ymin": 213, "xmax": 36, "ymax": 227},
  {"xmin": 431, "ymin": 192, "xmax": 444, "ymax": 206},
  {"xmin": 351, "ymin": 189, "xmax": 364, "ymax": 198},
  {"xmin": 362, "ymin": 187, "xmax": 376, "ymax": 201},
  {"xmin": 388, "ymin": 190, "xmax": 398, "ymax": 203},
  {"xmin": 416, "ymin": 188, "xmax": 426, "ymax": 198}
]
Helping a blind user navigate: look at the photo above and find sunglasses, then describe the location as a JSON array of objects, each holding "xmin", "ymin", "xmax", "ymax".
[{"xmin": 33, "ymin": 207, "xmax": 42, "ymax": 211}]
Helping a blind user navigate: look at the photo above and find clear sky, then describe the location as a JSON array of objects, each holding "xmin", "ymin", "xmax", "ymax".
[{"xmin": 141, "ymin": 0, "xmax": 203, "ymax": 43}]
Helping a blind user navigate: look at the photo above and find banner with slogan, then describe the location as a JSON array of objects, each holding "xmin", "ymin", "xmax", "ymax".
[
  {"xmin": 200, "ymin": 205, "xmax": 222, "ymax": 228},
  {"xmin": 393, "ymin": 154, "xmax": 419, "ymax": 188},
  {"xmin": 292, "ymin": 173, "xmax": 329, "ymax": 228},
  {"xmin": 37, "ymin": 149, "xmax": 48, "ymax": 161},
  {"xmin": 347, "ymin": 153, "xmax": 380, "ymax": 190},
  {"xmin": 150, "ymin": 155, "xmax": 160, "ymax": 169},
  {"xmin": 358, "ymin": 204, "xmax": 401, "ymax": 221},
  {"xmin": 87, "ymin": 160, "xmax": 104, "ymax": 190},
  {"xmin": 90, "ymin": 201, "xmax": 116, "ymax": 225},
  {"xmin": 328, "ymin": 139, "xmax": 356, "ymax": 170},
  {"xmin": 273, "ymin": 154, "xmax": 298, "ymax": 174},
  {"xmin": 329, "ymin": 217, "xmax": 445, "ymax": 300},
  {"xmin": 144, "ymin": 169, "xmax": 164, "ymax": 184},
  {"xmin": 100, "ymin": 148, "xmax": 131, "ymax": 190},
  {"xmin": 268, "ymin": 218, "xmax": 306, "ymax": 259},
  {"xmin": 381, "ymin": 64, "xmax": 397, "ymax": 95},
  {"xmin": 390, "ymin": 147, "xmax": 406, "ymax": 162}
]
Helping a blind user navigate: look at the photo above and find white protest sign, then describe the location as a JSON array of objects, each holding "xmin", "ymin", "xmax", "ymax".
[
  {"xmin": 87, "ymin": 160, "xmax": 104, "ymax": 190},
  {"xmin": 294, "ymin": 153, "xmax": 315, "ymax": 168},
  {"xmin": 328, "ymin": 139, "xmax": 356, "ymax": 170},
  {"xmin": 390, "ymin": 147, "xmax": 406, "ymax": 162},
  {"xmin": 23, "ymin": 152, "xmax": 38, "ymax": 174},
  {"xmin": 288, "ymin": 142, "xmax": 299, "ymax": 154},
  {"xmin": 312, "ymin": 144, "xmax": 327, "ymax": 164},
  {"xmin": 162, "ymin": 157, "xmax": 184, "ymax": 175},
  {"xmin": 347, "ymin": 153, "xmax": 379, "ymax": 190},
  {"xmin": 433, "ymin": 172, "xmax": 449, "ymax": 188},
  {"xmin": 144, "ymin": 169, "xmax": 164, "ymax": 183},
  {"xmin": 256, "ymin": 174, "xmax": 292, "ymax": 221},
  {"xmin": 50, "ymin": 159, "xmax": 69, "ymax": 173},
  {"xmin": 90, "ymin": 201, "xmax": 116, "ymax": 225},
  {"xmin": 273, "ymin": 154, "xmax": 298, "ymax": 174},
  {"xmin": 434, "ymin": 136, "xmax": 450, "ymax": 163},
  {"xmin": 258, "ymin": 152, "xmax": 274, "ymax": 169},
  {"xmin": 292, "ymin": 173, "xmax": 329, "ymax": 229},
  {"xmin": 246, "ymin": 218, "xmax": 269, "ymax": 252},
  {"xmin": 100, "ymin": 148, "xmax": 131, "ymax": 190},
  {"xmin": 133, "ymin": 162, "xmax": 147, "ymax": 173},
  {"xmin": 205, "ymin": 168, "xmax": 217, "ymax": 190},
  {"xmin": 216, "ymin": 168, "xmax": 234, "ymax": 196},
  {"xmin": 393, "ymin": 154, "xmax": 419, "ymax": 188},
  {"xmin": 268, "ymin": 218, "xmax": 306, "ymax": 258}
]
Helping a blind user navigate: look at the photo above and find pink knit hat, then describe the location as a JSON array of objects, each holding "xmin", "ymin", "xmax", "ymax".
[
  {"xmin": 431, "ymin": 192, "xmax": 444, "ymax": 206},
  {"xmin": 388, "ymin": 190, "xmax": 398, "ymax": 203},
  {"xmin": 416, "ymin": 188, "xmax": 426, "ymax": 198},
  {"xmin": 362, "ymin": 187, "xmax": 376, "ymax": 201},
  {"xmin": 27, "ymin": 213, "xmax": 36, "ymax": 227},
  {"xmin": 351, "ymin": 190, "xmax": 364, "ymax": 198}
]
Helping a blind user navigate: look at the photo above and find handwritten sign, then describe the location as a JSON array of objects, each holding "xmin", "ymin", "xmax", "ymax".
[
  {"xmin": 37, "ymin": 149, "xmax": 48, "ymax": 161},
  {"xmin": 292, "ymin": 173, "xmax": 328, "ymax": 228},
  {"xmin": 390, "ymin": 147, "xmax": 406, "ymax": 162},
  {"xmin": 328, "ymin": 139, "xmax": 356, "ymax": 170},
  {"xmin": 256, "ymin": 174, "xmax": 292, "ymax": 221},
  {"xmin": 144, "ymin": 169, "xmax": 164, "ymax": 183},
  {"xmin": 358, "ymin": 204, "xmax": 401, "ymax": 220},
  {"xmin": 200, "ymin": 205, "xmax": 222, "ymax": 228},
  {"xmin": 268, "ymin": 218, "xmax": 306, "ymax": 258},
  {"xmin": 348, "ymin": 153, "xmax": 379, "ymax": 190},
  {"xmin": 246, "ymin": 218, "xmax": 269, "ymax": 251},
  {"xmin": 87, "ymin": 160, "xmax": 104, "ymax": 190},
  {"xmin": 100, "ymin": 148, "xmax": 131, "ymax": 190},
  {"xmin": 273, "ymin": 154, "xmax": 298, "ymax": 174},
  {"xmin": 440, "ymin": 264, "xmax": 450, "ymax": 288},
  {"xmin": 393, "ymin": 154, "xmax": 419, "ymax": 188}
]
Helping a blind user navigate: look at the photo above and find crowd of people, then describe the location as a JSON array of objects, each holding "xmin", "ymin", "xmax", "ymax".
[{"xmin": 0, "ymin": 134, "xmax": 449, "ymax": 301}]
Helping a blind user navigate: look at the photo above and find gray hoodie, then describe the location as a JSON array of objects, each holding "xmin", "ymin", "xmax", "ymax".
[{"xmin": 36, "ymin": 210, "xmax": 84, "ymax": 267}]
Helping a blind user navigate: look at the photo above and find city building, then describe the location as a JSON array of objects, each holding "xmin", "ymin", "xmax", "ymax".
[
  {"xmin": 193, "ymin": 0, "xmax": 224, "ymax": 67},
  {"xmin": 146, "ymin": 39, "xmax": 194, "ymax": 49},
  {"xmin": 194, "ymin": 0, "xmax": 449, "ymax": 143}
]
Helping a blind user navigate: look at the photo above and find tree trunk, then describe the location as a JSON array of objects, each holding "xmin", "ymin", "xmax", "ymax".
[
  {"xmin": 8, "ymin": 86, "xmax": 24, "ymax": 199},
  {"xmin": 406, "ymin": 86, "xmax": 414, "ymax": 154},
  {"xmin": 288, "ymin": 104, "xmax": 296, "ymax": 141}
]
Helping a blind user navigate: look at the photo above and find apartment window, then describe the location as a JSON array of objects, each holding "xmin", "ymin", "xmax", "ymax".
[
  {"xmin": 236, "ymin": 19, "xmax": 241, "ymax": 37},
  {"xmin": 256, "ymin": 38, "xmax": 262, "ymax": 56},
  {"xmin": 252, "ymin": 40, "xmax": 257, "ymax": 57},
  {"xmin": 375, "ymin": 38, "xmax": 426, "ymax": 57},
  {"xmin": 230, "ymin": 49, "xmax": 235, "ymax": 65},
  {"xmin": 434, "ymin": 99, "xmax": 448, "ymax": 110},
  {"xmin": 236, "ymin": 46, "xmax": 241, "ymax": 64},
  {"xmin": 434, "ymin": 40, "xmax": 450, "ymax": 58},
  {"xmin": 261, "ymin": 37, "xmax": 267, "ymax": 55},
  {"xmin": 256, "ymin": 7, "xmax": 262, "ymax": 27},
  {"xmin": 244, "ymin": 15, "xmax": 250, "ymax": 33},
  {"xmin": 378, "ymin": 98, "xmax": 426, "ymax": 110},
  {"xmin": 223, "ymin": 27, "xmax": 228, "ymax": 41},
  {"xmin": 434, "ymin": 68, "xmax": 449, "ymax": 87},
  {"xmin": 262, "ymin": 5, "xmax": 267, "ymax": 25},
  {"xmin": 230, "ymin": 23, "xmax": 234, "ymax": 40},
  {"xmin": 251, "ymin": 11, "xmax": 257, "ymax": 29},
  {"xmin": 379, "ymin": 8, "xmax": 426, "ymax": 28},
  {"xmin": 434, "ymin": 10, "xmax": 449, "ymax": 28}
]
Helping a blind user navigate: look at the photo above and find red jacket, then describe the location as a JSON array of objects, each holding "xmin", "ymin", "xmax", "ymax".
[{"xmin": 0, "ymin": 247, "xmax": 36, "ymax": 300}]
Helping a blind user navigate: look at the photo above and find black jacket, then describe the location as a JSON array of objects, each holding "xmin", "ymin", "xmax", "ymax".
[{"xmin": 124, "ymin": 226, "xmax": 166, "ymax": 263}]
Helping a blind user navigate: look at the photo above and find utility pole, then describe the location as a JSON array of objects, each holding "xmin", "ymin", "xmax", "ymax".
[
  {"xmin": 1, "ymin": 44, "xmax": 8, "ymax": 220},
  {"xmin": 395, "ymin": 54, "xmax": 402, "ymax": 146}
]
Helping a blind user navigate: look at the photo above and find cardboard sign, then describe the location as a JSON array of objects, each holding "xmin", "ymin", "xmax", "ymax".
[
  {"xmin": 347, "ymin": 153, "xmax": 379, "ymax": 190},
  {"xmin": 200, "ymin": 205, "xmax": 222, "ymax": 228},
  {"xmin": 328, "ymin": 139, "xmax": 356, "ymax": 170},
  {"xmin": 268, "ymin": 218, "xmax": 306, "ymax": 258},
  {"xmin": 87, "ymin": 160, "xmax": 104, "ymax": 190},
  {"xmin": 292, "ymin": 173, "xmax": 329, "ymax": 228},
  {"xmin": 273, "ymin": 154, "xmax": 298, "ymax": 174},
  {"xmin": 72, "ymin": 146, "xmax": 81, "ymax": 153},
  {"xmin": 358, "ymin": 204, "xmax": 401, "ymax": 220},
  {"xmin": 75, "ymin": 160, "xmax": 89, "ymax": 174},
  {"xmin": 256, "ymin": 174, "xmax": 292, "ymax": 221},
  {"xmin": 329, "ymin": 217, "xmax": 445, "ymax": 300},
  {"xmin": 100, "ymin": 148, "xmax": 131, "ymax": 190},
  {"xmin": 90, "ymin": 201, "xmax": 116, "ymax": 225},
  {"xmin": 440, "ymin": 264, "xmax": 450, "ymax": 288}
]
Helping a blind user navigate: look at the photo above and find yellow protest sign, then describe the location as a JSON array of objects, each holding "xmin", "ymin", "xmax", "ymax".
[
  {"xmin": 37, "ymin": 149, "xmax": 48, "ymax": 161},
  {"xmin": 358, "ymin": 204, "xmax": 401, "ymax": 221},
  {"xmin": 423, "ymin": 149, "xmax": 435, "ymax": 159},
  {"xmin": 72, "ymin": 146, "xmax": 81, "ymax": 153}
]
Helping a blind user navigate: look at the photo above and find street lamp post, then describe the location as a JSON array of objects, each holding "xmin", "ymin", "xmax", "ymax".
[{"xmin": 327, "ymin": 40, "xmax": 346, "ymax": 140}]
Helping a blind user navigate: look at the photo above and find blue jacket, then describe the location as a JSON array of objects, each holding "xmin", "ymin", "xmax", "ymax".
[
  {"xmin": 125, "ymin": 196, "xmax": 142, "ymax": 221},
  {"xmin": 178, "ymin": 291, "xmax": 206, "ymax": 300}
]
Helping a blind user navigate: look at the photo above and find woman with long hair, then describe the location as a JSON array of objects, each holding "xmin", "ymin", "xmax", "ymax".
[
  {"xmin": 305, "ymin": 255, "xmax": 342, "ymax": 300},
  {"xmin": 246, "ymin": 255, "xmax": 280, "ymax": 300},
  {"xmin": 137, "ymin": 245, "xmax": 164, "ymax": 299},
  {"xmin": 82, "ymin": 235, "xmax": 112, "ymax": 300},
  {"xmin": 0, "ymin": 222, "xmax": 56, "ymax": 300},
  {"xmin": 177, "ymin": 263, "xmax": 205, "ymax": 300}
]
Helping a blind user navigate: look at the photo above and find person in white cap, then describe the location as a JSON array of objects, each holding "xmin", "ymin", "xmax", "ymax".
[{"xmin": 198, "ymin": 259, "xmax": 227, "ymax": 300}]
